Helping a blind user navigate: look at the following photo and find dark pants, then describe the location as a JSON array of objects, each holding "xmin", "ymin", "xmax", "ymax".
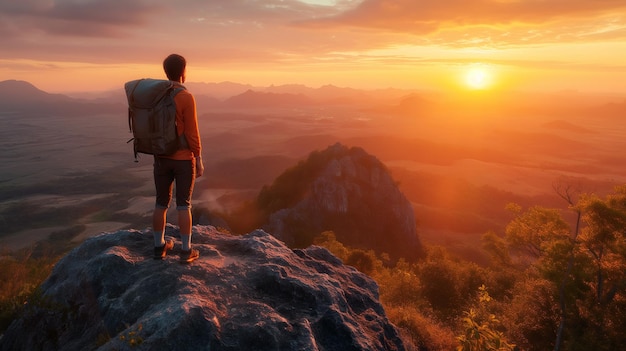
[{"xmin": 153, "ymin": 157, "xmax": 196, "ymax": 210}]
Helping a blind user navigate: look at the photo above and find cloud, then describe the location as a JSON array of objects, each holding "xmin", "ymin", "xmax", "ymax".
[
  {"xmin": 317, "ymin": 0, "xmax": 626, "ymax": 28},
  {"xmin": 49, "ymin": 0, "xmax": 158, "ymax": 25},
  {"xmin": 2, "ymin": 0, "xmax": 625, "ymax": 71},
  {"xmin": 0, "ymin": 0, "xmax": 161, "ymax": 38},
  {"xmin": 298, "ymin": 0, "xmax": 626, "ymax": 46}
]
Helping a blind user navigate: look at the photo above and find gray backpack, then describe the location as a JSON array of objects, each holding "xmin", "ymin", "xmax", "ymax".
[{"xmin": 124, "ymin": 78, "xmax": 187, "ymax": 161}]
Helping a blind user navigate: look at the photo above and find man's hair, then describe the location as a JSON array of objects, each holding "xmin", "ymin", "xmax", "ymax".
[{"xmin": 163, "ymin": 54, "xmax": 186, "ymax": 81}]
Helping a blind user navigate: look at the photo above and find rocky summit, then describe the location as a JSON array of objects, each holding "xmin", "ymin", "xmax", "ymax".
[
  {"xmin": 261, "ymin": 143, "xmax": 423, "ymax": 261},
  {"xmin": 0, "ymin": 225, "xmax": 405, "ymax": 351}
]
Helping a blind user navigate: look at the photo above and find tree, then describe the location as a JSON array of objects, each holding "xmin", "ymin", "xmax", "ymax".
[
  {"xmin": 551, "ymin": 180, "xmax": 583, "ymax": 351},
  {"xmin": 505, "ymin": 205, "xmax": 571, "ymax": 264},
  {"xmin": 482, "ymin": 231, "xmax": 511, "ymax": 267},
  {"xmin": 502, "ymin": 185, "xmax": 626, "ymax": 351},
  {"xmin": 577, "ymin": 188, "xmax": 626, "ymax": 306},
  {"xmin": 568, "ymin": 187, "xmax": 626, "ymax": 350},
  {"xmin": 502, "ymin": 203, "xmax": 580, "ymax": 350}
]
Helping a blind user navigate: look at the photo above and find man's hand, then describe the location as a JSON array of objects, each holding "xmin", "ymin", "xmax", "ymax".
[{"xmin": 196, "ymin": 157, "xmax": 204, "ymax": 178}]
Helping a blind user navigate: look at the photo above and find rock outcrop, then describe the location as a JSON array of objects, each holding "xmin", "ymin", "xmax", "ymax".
[
  {"xmin": 0, "ymin": 225, "xmax": 406, "ymax": 351},
  {"xmin": 260, "ymin": 143, "xmax": 423, "ymax": 261}
]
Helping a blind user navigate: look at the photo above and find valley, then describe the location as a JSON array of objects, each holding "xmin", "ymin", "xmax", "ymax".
[{"xmin": 1, "ymin": 81, "xmax": 625, "ymax": 262}]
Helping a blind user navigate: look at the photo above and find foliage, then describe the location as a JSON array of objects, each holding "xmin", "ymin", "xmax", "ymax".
[
  {"xmin": 456, "ymin": 286, "xmax": 515, "ymax": 351},
  {"xmin": 482, "ymin": 231, "xmax": 511, "ymax": 267},
  {"xmin": 505, "ymin": 205, "xmax": 571, "ymax": 262},
  {"xmin": 0, "ymin": 250, "xmax": 59, "ymax": 332},
  {"xmin": 387, "ymin": 305, "xmax": 457, "ymax": 351},
  {"xmin": 562, "ymin": 187, "xmax": 626, "ymax": 351},
  {"xmin": 496, "ymin": 186, "xmax": 626, "ymax": 350},
  {"xmin": 500, "ymin": 278, "xmax": 559, "ymax": 351}
]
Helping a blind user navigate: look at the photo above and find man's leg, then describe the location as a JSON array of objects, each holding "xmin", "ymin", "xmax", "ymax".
[
  {"xmin": 152, "ymin": 206, "xmax": 174, "ymax": 259},
  {"xmin": 153, "ymin": 157, "xmax": 174, "ymax": 256},
  {"xmin": 174, "ymin": 159, "xmax": 198, "ymax": 262},
  {"xmin": 178, "ymin": 208, "xmax": 192, "ymax": 251},
  {"xmin": 153, "ymin": 207, "xmax": 168, "ymax": 247},
  {"xmin": 178, "ymin": 207, "xmax": 198, "ymax": 262}
]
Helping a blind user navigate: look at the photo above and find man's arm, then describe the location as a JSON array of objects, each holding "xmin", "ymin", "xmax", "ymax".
[{"xmin": 181, "ymin": 92, "xmax": 204, "ymax": 177}]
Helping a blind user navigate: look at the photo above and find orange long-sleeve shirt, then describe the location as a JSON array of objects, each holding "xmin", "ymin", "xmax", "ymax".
[{"xmin": 161, "ymin": 84, "xmax": 202, "ymax": 161}]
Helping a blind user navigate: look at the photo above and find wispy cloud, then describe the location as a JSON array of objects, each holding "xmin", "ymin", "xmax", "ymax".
[
  {"xmin": 313, "ymin": 0, "xmax": 626, "ymax": 29},
  {"xmin": 300, "ymin": 0, "xmax": 626, "ymax": 47},
  {"xmin": 3, "ymin": 0, "xmax": 625, "ymax": 52},
  {"xmin": 0, "ymin": 0, "xmax": 362, "ymax": 62},
  {"xmin": 0, "ymin": 0, "xmax": 160, "ymax": 38}
]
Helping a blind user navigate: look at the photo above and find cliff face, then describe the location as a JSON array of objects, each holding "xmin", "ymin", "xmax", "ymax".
[
  {"xmin": 261, "ymin": 143, "xmax": 423, "ymax": 261},
  {"xmin": 0, "ymin": 225, "xmax": 405, "ymax": 351}
]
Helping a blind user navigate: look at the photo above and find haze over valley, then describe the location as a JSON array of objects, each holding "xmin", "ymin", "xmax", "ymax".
[{"xmin": 1, "ymin": 79, "xmax": 624, "ymax": 262}]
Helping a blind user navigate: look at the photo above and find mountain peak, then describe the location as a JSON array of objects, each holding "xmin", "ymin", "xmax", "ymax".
[
  {"xmin": 0, "ymin": 79, "xmax": 47, "ymax": 96},
  {"xmin": 0, "ymin": 79, "xmax": 72, "ymax": 107},
  {"xmin": 0, "ymin": 79, "xmax": 121, "ymax": 115},
  {"xmin": 259, "ymin": 143, "xmax": 424, "ymax": 261}
]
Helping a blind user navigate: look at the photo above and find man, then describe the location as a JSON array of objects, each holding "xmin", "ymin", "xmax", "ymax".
[{"xmin": 153, "ymin": 53, "xmax": 204, "ymax": 263}]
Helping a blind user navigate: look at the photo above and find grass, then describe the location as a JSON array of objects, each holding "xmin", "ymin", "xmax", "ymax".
[
  {"xmin": 0, "ymin": 224, "xmax": 89, "ymax": 333},
  {"xmin": 0, "ymin": 249, "xmax": 61, "ymax": 332}
]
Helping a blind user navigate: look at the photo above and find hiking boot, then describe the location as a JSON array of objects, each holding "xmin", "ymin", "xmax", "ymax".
[
  {"xmin": 154, "ymin": 239, "xmax": 174, "ymax": 260},
  {"xmin": 180, "ymin": 248, "xmax": 199, "ymax": 264}
]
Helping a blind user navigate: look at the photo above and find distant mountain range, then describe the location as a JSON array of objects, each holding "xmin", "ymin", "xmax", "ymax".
[
  {"xmin": 222, "ymin": 89, "xmax": 314, "ymax": 108},
  {"xmin": 2, "ymin": 79, "xmax": 623, "ymax": 117},
  {"xmin": 0, "ymin": 80, "xmax": 123, "ymax": 116},
  {"xmin": 187, "ymin": 81, "xmax": 419, "ymax": 110},
  {"xmin": 187, "ymin": 81, "xmax": 413, "ymax": 104},
  {"xmin": 0, "ymin": 79, "xmax": 420, "ymax": 114}
]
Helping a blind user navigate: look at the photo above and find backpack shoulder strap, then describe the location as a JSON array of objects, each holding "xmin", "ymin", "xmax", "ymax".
[
  {"xmin": 167, "ymin": 84, "xmax": 189, "ymax": 149},
  {"xmin": 169, "ymin": 82, "xmax": 186, "ymax": 97},
  {"xmin": 170, "ymin": 86, "xmax": 186, "ymax": 98}
]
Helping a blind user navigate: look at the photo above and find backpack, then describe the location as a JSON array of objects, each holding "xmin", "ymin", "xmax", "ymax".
[{"xmin": 124, "ymin": 78, "xmax": 187, "ymax": 161}]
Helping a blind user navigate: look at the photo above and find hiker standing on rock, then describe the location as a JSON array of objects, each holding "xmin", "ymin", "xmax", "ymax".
[{"xmin": 152, "ymin": 54, "xmax": 204, "ymax": 263}]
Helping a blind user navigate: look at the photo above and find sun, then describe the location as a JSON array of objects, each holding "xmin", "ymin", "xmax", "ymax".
[{"xmin": 464, "ymin": 65, "xmax": 493, "ymax": 90}]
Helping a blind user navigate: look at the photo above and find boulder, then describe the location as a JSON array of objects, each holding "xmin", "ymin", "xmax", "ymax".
[{"xmin": 0, "ymin": 225, "xmax": 405, "ymax": 351}]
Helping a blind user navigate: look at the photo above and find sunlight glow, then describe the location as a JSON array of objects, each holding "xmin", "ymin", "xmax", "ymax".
[{"xmin": 464, "ymin": 64, "xmax": 493, "ymax": 90}]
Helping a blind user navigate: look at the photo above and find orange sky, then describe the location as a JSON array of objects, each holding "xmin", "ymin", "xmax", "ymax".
[{"xmin": 2, "ymin": 0, "xmax": 626, "ymax": 94}]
